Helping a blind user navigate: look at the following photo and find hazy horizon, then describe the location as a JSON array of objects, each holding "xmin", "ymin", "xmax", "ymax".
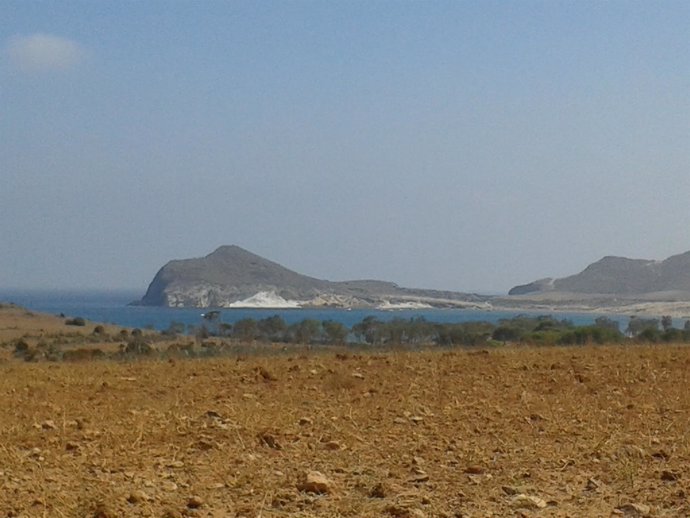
[{"xmin": 3, "ymin": 2, "xmax": 690, "ymax": 294}]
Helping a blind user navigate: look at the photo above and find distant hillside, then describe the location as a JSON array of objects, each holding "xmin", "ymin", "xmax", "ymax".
[
  {"xmin": 509, "ymin": 251, "xmax": 690, "ymax": 296},
  {"xmin": 140, "ymin": 246, "xmax": 329, "ymax": 306},
  {"xmin": 137, "ymin": 245, "xmax": 488, "ymax": 308}
]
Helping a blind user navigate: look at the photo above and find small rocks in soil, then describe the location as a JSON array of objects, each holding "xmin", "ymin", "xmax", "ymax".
[
  {"xmin": 296, "ymin": 471, "xmax": 334, "ymax": 494},
  {"xmin": 615, "ymin": 503, "xmax": 651, "ymax": 517},
  {"xmin": 186, "ymin": 495, "xmax": 204, "ymax": 509},
  {"xmin": 511, "ymin": 494, "xmax": 547, "ymax": 509}
]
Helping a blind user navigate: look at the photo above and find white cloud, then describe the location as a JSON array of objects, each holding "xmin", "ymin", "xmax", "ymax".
[{"xmin": 6, "ymin": 33, "xmax": 86, "ymax": 72}]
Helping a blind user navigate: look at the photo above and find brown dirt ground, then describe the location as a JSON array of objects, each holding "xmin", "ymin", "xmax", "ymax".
[{"xmin": 1, "ymin": 306, "xmax": 690, "ymax": 517}]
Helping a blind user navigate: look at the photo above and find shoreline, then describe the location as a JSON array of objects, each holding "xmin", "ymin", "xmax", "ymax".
[{"xmin": 488, "ymin": 300, "xmax": 690, "ymax": 320}]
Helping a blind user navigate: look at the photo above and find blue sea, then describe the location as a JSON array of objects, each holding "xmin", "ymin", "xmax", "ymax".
[{"xmin": 0, "ymin": 289, "xmax": 635, "ymax": 332}]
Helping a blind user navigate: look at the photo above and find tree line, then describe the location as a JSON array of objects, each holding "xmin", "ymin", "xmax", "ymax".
[{"xmin": 170, "ymin": 313, "xmax": 690, "ymax": 347}]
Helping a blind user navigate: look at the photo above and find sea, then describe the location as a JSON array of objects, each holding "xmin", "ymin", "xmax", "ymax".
[{"xmin": 0, "ymin": 289, "xmax": 635, "ymax": 332}]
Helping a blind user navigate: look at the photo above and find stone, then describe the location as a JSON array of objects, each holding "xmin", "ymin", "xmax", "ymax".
[
  {"xmin": 369, "ymin": 482, "xmax": 388, "ymax": 498},
  {"xmin": 585, "ymin": 478, "xmax": 601, "ymax": 491},
  {"xmin": 615, "ymin": 503, "xmax": 651, "ymax": 517},
  {"xmin": 186, "ymin": 495, "xmax": 204, "ymax": 509},
  {"xmin": 126, "ymin": 490, "xmax": 149, "ymax": 504},
  {"xmin": 92, "ymin": 502, "xmax": 116, "ymax": 518},
  {"xmin": 257, "ymin": 431, "xmax": 282, "ymax": 450},
  {"xmin": 383, "ymin": 505, "xmax": 426, "ymax": 517},
  {"xmin": 409, "ymin": 471, "xmax": 430, "ymax": 483},
  {"xmin": 296, "ymin": 471, "xmax": 334, "ymax": 494},
  {"xmin": 512, "ymin": 494, "xmax": 547, "ymax": 509},
  {"xmin": 41, "ymin": 420, "xmax": 57, "ymax": 430},
  {"xmin": 256, "ymin": 366, "xmax": 277, "ymax": 381},
  {"xmin": 661, "ymin": 470, "xmax": 680, "ymax": 481},
  {"xmin": 502, "ymin": 485, "xmax": 519, "ymax": 495},
  {"xmin": 161, "ymin": 481, "xmax": 178, "ymax": 492}
]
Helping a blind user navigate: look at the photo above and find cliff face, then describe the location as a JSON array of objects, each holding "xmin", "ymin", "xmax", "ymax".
[
  {"xmin": 509, "ymin": 251, "xmax": 690, "ymax": 297},
  {"xmin": 138, "ymin": 246, "xmax": 487, "ymax": 308}
]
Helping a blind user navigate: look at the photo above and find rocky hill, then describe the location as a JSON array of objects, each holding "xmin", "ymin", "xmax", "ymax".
[
  {"xmin": 137, "ymin": 245, "xmax": 488, "ymax": 308},
  {"xmin": 509, "ymin": 251, "xmax": 690, "ymax": 297}
]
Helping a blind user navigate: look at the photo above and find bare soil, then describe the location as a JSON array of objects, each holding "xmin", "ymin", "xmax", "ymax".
[{"xmin": 1, "ymin": 305, "xmax": 689, "ymax": 517}]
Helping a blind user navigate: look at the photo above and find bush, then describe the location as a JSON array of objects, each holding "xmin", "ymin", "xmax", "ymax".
[
  {"xmin": 637, "ymin": 327, "xmax": 661, "ymax": 343},
  {"xmin": 124, "ymin": 338, "xmax": 152, "ymax": 355},
  {"xmin": 166, "ymin": 342, "xmax": 195, "ymax": 356},
  {"xmin": 63, "ymin": 348, "xmax": 105, "ymax": 361},
  {"xmin": 322, "ymin": 320, "xmax": 348, "ymax": 345},
  {"xmin": 12, "ymin": 338, "xmax": 29, "ymax": 354},
  {"xmin": 22, "ymin": 348, "xmax": 39, "ymax": 362},
  {"xmin": 257, "ymin": 315, "xmax": 288, "ymax": 342},
  {"xmin": 232, "ymin": 319, "xmax": 258, "ymax": 342},
  {"xmin": 288, "ymin": 319, "xmax": 322, "ymax": 344},
  {"xmin": 65, "ymin": 317, "xmax": 86, "ymax": 326},
  {"xmin": 436, "ymin": 322, "xmax": 492, "ymax": 346},
  {"xmin": 525, "ymin": 330, "xmax": 563, "ymax": 346},
  {"xmin": 661, "ymin": 328, "xmax": 684, "ymax": 342},
  {"xmin": 558, "ymin": 326, "xmax": 622, "ymax": 345},
  {"xmin": 352, "ymin": 316, "xmax": 384, "ymax": 345},
  {"xmin": 492, "ymin": 325, "xmax": 522, "ymax": 342},
  {"xmin": 162, "ymin": 321, "xmax": 186, "ymax": 337},
  {"xmin": 44, "ymin": 344, "xmax": 61, "ymax": 362},
  {"xmin": 594, "ymin": 317, "xmax": 621, "ymax": 332},
  {"xmin": 626, "ymin": 317, "xmax": 659, "ymax": 337}
]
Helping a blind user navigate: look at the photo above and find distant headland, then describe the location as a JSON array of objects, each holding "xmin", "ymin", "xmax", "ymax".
[
  {"xmin": 134, "ymin": 246, "xmax": 690, "ymax": 318},
  {"xmin": 134, "ymin": 245, "xmax": 490, "ymax": 309}
]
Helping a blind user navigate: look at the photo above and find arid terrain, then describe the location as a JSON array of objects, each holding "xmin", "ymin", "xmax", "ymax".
[{"xmin": 1, "ymin": 305, "xmax": 689, "ymax": 517}]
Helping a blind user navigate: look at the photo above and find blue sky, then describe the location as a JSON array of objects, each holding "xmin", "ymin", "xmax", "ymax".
[{"xmin": 2, "ymin": 1, "xmax": 690, "ymax": 293}]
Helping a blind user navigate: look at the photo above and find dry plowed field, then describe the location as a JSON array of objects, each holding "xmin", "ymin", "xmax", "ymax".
[{"xmin": 1, "ymin": 309, "xmax": 690, "ymax": 516}]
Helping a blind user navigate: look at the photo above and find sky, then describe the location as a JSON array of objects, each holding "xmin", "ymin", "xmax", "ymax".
[{"xmin": 2, "ymin": 1, "xmax": 690, "ymax": 294}]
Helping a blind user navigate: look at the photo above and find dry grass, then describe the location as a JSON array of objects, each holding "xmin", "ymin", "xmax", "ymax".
[{"xmin": 1, "ymin": 306, "xmax": 690, "ymax": 516}]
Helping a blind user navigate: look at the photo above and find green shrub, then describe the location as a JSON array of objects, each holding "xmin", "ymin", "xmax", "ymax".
[
  {"xmin": 558, "ymin": 326, "xmax": 622, "ymax": 345},
  {"xmin": 322, "ymin": 320, "xmax": 348, "ymax": 345},
  {"xmin": 492, "ymin": 325, "xmax": 523, "ymax": 342},
  {"xmin": 637, "ymin": 327, "xmax": 661, "ymax": 343}
]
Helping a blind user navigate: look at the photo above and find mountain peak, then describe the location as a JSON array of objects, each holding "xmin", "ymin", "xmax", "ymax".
[{"xmin": 208, "ymin": 245, "xmax": 256, "ymax": 258}]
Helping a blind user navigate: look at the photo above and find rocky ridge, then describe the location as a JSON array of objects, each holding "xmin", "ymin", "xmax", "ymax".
[
  {"xmin": 509, "ymin": 251, "xmax": 690, "ymax": 299},
  {"xmin": 137, "ymin": 245, "xmax": 489, "ymax": 309}
]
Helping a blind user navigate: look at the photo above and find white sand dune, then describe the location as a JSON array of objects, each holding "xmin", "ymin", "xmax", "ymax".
[{"xmin": 226, "ymin": 291, "xmax": 301, "ymax": 308}]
